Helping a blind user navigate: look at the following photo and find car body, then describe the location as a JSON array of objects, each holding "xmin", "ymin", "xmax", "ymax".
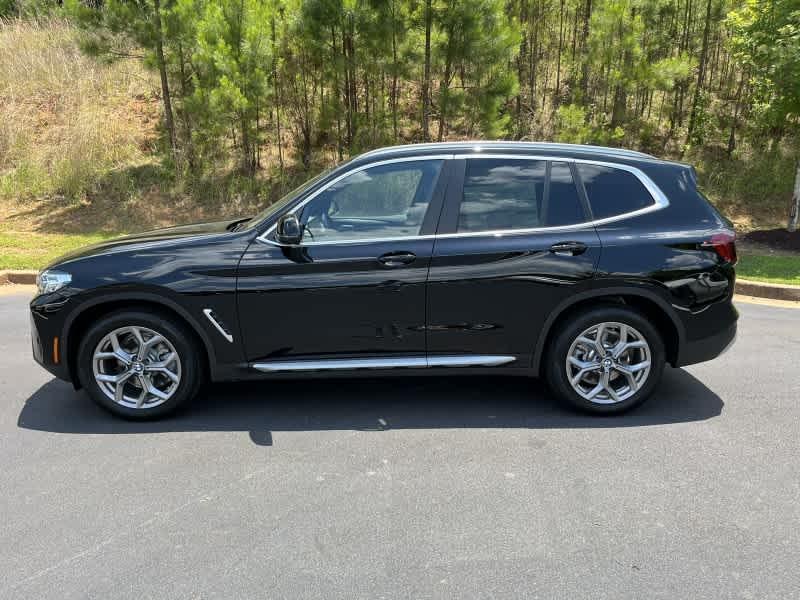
[{"xmin": 30, "ymin": 141, "xmax": 738, "ymax": 418}]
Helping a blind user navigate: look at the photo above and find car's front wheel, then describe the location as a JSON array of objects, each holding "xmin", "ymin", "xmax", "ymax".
[
  {"xmin": 77, "ymin": 310, "xmax": 202, "ymax": 419},
  {"xmin": 545, "ymin": 306, "xmax": 666, "ymax": 414}
]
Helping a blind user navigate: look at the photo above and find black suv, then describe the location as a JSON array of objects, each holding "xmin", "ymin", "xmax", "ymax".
[{"xmin": 30, "ymin": 142, "xmax": 738, "ymax": 418}]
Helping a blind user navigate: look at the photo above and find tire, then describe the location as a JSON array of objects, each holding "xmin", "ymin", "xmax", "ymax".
[
  {"xmin": 77, "ymin": 310, "xmax": 202, "ymax": 420},
  {"xmin": 544, "ymin": 305, "xmax": 666, "ymax": 415}
]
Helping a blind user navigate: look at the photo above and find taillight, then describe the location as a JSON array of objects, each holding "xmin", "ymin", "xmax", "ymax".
[{"xmin": 702, "ymin": 231, "xmax": 737, "ymax": 265}]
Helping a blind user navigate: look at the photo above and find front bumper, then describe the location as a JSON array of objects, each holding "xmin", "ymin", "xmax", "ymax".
[{"xmin": 30, "ymin": 297, "xmax": 71, "ymax": 381}]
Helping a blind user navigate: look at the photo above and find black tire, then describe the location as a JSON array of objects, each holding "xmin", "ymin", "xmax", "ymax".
[
  {"xmin": 544, "ymin": 305, "xmax": 666, "ymax": 415},
  {"xmin": 77, "ymin": 310, "xmax": 202, "ymax": 420}
]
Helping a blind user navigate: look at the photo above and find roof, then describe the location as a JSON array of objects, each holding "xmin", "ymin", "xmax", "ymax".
[{"xmin": 356, "ymin": 141, "xmax": 661, "ymax": 165}]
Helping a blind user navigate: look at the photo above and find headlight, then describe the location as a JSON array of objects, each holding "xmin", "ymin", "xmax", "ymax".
[{"xmin": 36, "ymin": 269, "xmax": 72, "ymax": 295}]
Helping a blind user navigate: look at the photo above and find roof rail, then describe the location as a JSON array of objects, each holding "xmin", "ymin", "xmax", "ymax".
[{"xmin": 358, "ymin": 141, "xmax": 654, "ymax": 160}]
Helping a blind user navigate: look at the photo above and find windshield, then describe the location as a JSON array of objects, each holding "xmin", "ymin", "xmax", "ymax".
[{"xmin": 244, "ymin": 166, "xmax": 338, "ymax": 230}]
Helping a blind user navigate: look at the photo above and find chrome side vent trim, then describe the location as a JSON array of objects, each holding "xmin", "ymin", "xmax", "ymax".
[
  {"xmin": 251, "ymin": 355, "xmax": 515, "ymax": 373},
  {"xmin": 203, "ymin": 309, "xmax": 233, "ymax": 343}
]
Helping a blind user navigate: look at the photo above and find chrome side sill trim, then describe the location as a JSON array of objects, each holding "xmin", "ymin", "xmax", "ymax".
[
  {"xmin": 427, "ymin": 355, "xmax": 516, "ymax": 367},
  {"xmin": 203, "ymin": 309, "xmax": 233, "ymax": 343},
  {"xmin": 251, "ymin": 355, "xmax": 516, "ymax": 373}
]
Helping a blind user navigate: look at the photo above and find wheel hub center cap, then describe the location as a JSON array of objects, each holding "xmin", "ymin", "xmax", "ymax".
[
  {"xmin": 601, "ymin": 357, "xmax": 614, "ymax": 370},
  {"xmin": 132, "ymin": 361, "xmax": 144, "ymax": 374}
]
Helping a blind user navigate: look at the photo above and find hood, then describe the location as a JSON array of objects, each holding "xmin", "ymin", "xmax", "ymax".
[{"xmin": 46, "ymin": 218, "xmax": 248, "ymax": 268}]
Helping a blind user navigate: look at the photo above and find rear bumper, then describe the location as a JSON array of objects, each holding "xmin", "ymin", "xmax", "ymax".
[
  {"xmin": 676, "ymin": 319, "xmax": 737, "ymax": 367},
  {"xmin": 674, "ymin": 299, "xmax": 738, "ymax": 367}
]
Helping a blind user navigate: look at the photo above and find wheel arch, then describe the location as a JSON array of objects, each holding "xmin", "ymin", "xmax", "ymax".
[
  {"xmin": 531, "ymin": 286, "xmax": 684, "ymax": 376},
  {"xmin": 63, "ymin": 291, "xmax": 216, "ymax": 388}
]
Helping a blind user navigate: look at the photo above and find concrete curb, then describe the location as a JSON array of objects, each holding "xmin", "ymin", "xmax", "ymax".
[
  {"xmin": 0, "ymin": 270, "xmax": 37, "ymax": 285},
  {"xmin": 3, "ymin": 269, "xmax": 799, "ymax": 301},
  {"xmin": 735, "ymin": 278, "xmax": 800, "ymax": 302}
]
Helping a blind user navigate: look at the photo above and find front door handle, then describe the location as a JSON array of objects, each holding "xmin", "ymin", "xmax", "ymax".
[
  {"xmin": 549, "ymin": 241, "xmax": 588, "ymax": 256},
  {"xmin": 378, "ymin": 251, "xmax": 416, "ymax": 267}
]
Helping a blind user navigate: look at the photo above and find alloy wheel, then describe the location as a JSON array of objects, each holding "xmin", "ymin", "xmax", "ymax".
[
  {"xmin": 565, "ymin": 321, "xmax": 651, "ymax": 404},
  {"xmin": 92, "ymin": 325, "xmax": 182, "ymax": 409}
]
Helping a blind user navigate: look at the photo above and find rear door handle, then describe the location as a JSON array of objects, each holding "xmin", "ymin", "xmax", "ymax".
[
  {"xmin": 378, "ymin": 251, "xmax": 416, "ymax": 267},
  {"xmin": 549, "ymin": 241, "xmax": 588, "ymax": 256}
]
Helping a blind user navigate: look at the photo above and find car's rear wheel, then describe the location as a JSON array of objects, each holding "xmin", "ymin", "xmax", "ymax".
[
  {"xmin": 77, "ymin": 310, "xmax": 202, "ymax": 419},
  {"xmin": 545, "ymin": 306, "xmax": 665, "ymax": 414}
]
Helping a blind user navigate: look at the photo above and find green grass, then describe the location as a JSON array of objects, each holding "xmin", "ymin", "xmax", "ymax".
[
  {"xmin": 737, "ymin": 254, "xmax": 800, "ymax": 286},
  {"xmin": 0, "ymin": 229, "xmax": 115, "ymax": 270}
]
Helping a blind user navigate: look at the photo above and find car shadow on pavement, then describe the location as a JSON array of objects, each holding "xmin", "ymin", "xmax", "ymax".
[{"xmin": 17, "ymin": 367, "xmax": 723, "ymax": 446}]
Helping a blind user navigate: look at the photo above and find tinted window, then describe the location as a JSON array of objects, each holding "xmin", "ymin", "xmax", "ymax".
[
  {"xmin": 458, "ymin": 159, "xmax": 546, "ymax": 232},
  {"xmin": 458, "ymin": 159, "xmax": 587, "ymax": 232},
  {"xmin": 547, "ymin": 162, "xmax": 585, "ymax": 226},
  {"xmin": 298, "ymin": 160, "xmax": 442, "ymax": 242},
  {"xmin": 577, "ymin": 163, "xmax": 655, "ymax": 219}
]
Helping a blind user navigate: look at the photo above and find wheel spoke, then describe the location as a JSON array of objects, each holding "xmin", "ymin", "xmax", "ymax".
[
  {"xmin": 576, "ymin": 336, "xmax": 603, "ymax": 357},
  {"xmin": 136, "ymin": 333, "xmax": 164, "ymax": 361},
  {"xmin": 614, "ymin": 340, "xmax": 647, "ymax": 359},
  {"xmin": 145, "ymin": 377, "xmax": 170, "ymax": 401},
  {"xmin": 96, "ymin": 370, "xmax": 133, "ymax": 384},
  {"xmin": 135, "ymin": 375, "xmax": 149, "ymax": 408},
  {"xmin": 601, "ymin": 371, "xmax": 620, "ymax": 402},
  {"xmin": 146, "ymin": 352, "xmax": 176, "ymax": 369},
  {"xmin": 107, "ymin": 332, "xmax": 133, "ymax": 365},
  {"xmin": 595, "ymin": 323, "xmax": 606, "ymax": 352},
  {"xmin": 568, "ymin": 356, "xmax": 601, "ymax": 385},
  {"xmin": 610, "ymin": 324, "xmax": 628, "ymax": 358},
  {"xmin": 146, "ymin": 365, "xmax": 180, "ymax": 383},
  {"xmin": 585, "ymin": 381, "xmax": 605, "ymax": 399},
  {"xmin": 623, "ymin": 360, "xmax": 650, "ymax": 373}
]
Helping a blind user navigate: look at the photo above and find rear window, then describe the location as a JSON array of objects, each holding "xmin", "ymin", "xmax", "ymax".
[{"xmin": 577, "ymin": 163, "xmax": 655, "ymax": 220}]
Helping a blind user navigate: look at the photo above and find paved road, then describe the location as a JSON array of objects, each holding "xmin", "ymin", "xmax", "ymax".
[{"xmin": 1, "ymin": 287, "xmax": 799, "ymax": 599}]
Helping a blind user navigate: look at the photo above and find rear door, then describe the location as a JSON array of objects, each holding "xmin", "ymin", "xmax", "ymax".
[{"xmin": 426, "ymin": 155, "xmax": 602, "ymax": 367}]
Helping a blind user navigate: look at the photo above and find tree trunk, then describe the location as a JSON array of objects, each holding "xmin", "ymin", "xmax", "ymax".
[
  {"xmin": 422, "ymin": 0, "xmax": 432, "ymax": 142},
  {"xmin": 271, "ymin": 15, "xmax": 284, "ymax": 171},
  {"xmin": 390, "ymin": 0, "xmax": 399, "ymax": 142},
  {"xmin": 788, "ymin": 160, "xmax": 800, "ymax": 232},
  {"xmin": 554, "ymin": 0, "xmax": 565, "ymax": 105},
  {"xmin": 152, "ymin": 0, "xmax": 177, "ymax": 155},
  {"xmin": 579, "ymin": 0, "xmax": 592, "ymax": 102},
  {"xmin": 686, "ymin": 0, "xmax": 713, "ymax": 147}
]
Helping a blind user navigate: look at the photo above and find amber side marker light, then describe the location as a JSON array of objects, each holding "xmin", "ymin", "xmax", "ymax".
[{"xmin": 53, "ymin": 337, "xmax": 60, "ymax": 364}]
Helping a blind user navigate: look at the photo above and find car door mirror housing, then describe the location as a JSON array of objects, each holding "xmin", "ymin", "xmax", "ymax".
[{"xmin": 276, "ymin": 213, "xmax": 302, "ymax": 245}]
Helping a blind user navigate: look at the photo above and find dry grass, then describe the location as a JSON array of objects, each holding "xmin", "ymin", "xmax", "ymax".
[{"xmin": 0, "ymin": 17, "xmax": 159, "ymax": 212}]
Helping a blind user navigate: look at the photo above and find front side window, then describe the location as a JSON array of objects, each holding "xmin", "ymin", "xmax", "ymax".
[
  {"xmin": 576, "ymin": 163, "xmax": 655, "ymax": 220},
  {"xmin": 297, "ymin": 160, "xmax": 443, "ymax": 242},
  {"xmin": 457, "ymin": 159, "xmax": 587, "ymax": 232}
]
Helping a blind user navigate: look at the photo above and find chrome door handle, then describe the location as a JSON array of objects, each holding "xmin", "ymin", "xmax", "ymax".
[
  {"xmin": 549, "ymin": 241, "xmax": 588, "ymax": 256},
  {"xmin": 378, "ymin": 252, "xmax": 416, "ymax": 267}
]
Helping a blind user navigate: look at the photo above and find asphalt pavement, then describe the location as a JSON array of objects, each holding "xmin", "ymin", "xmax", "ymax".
[{"xmin": 1, "ymin": 286, "xmax": 799, "ymax": 599}]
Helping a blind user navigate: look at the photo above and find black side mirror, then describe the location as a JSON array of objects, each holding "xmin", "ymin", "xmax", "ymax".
[{"xmin": 276, "ymin": 213, "xmax": 302, "ymax": 245}]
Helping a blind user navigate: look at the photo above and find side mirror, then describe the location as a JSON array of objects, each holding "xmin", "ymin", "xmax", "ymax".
[{"xmin": 276, "ymin": 213, "xmax": 302, "ymax": 245}]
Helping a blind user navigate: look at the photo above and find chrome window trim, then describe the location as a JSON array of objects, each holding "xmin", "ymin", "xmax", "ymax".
[{"xmin": 255, "ymin": 153, "xmax": 669, "ymax": 248}]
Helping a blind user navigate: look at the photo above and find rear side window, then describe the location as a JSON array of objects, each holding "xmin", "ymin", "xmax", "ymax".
[
  {"xmin": 457, "ymin": 159, "xmax": 586, "ymax": 232},
  {"xmin": 576, "ymin": 163, "xmax": 655, "ymax": 220}
]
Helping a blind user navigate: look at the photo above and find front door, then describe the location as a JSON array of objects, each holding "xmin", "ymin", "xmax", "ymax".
[
  {"xmin": 426, "ymin": 157, "xmax": 602, "ymax": 367},
  {"xmin": 237, "ymin": 157, "xmax": 450, "ymax": 363}
]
